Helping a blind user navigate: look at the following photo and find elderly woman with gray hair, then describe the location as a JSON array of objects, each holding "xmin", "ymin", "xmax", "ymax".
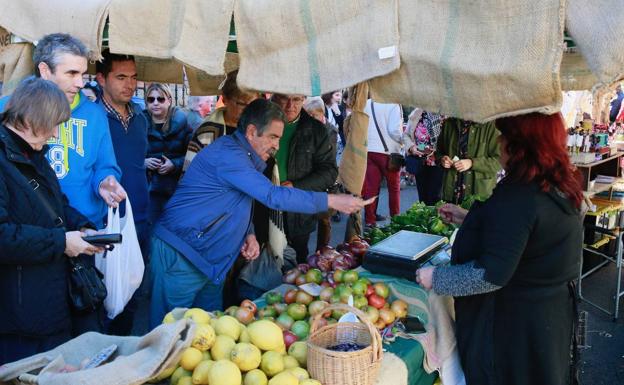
[
  {"xmin": 0, "ymin": 77, "xmax": 102, "ymax": 363},
  {"xmin": 143, "ymin": 83, "xmax": 192, "ymax": 226}
]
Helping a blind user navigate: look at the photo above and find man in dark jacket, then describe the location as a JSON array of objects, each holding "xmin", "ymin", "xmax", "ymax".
[
  {"xmin": 0, "ymin": 77, "xmax": 102, "ymax": 364},
  {"xmin": 271, "ymin": 94, "xmax": 338, "ymax": 263},
  {"xmin": 96, "ymin": 50, "xmax": 150, "ymax": 336}
]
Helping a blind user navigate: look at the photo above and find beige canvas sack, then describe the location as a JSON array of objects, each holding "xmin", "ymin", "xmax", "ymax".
[
  {"xmin": 108, "ymin": 0, "xmax": 233, "ymax": 76},
  {"xmin": 234, "ymin": 0, "xmax": 400, "ymax": 96},
  {"xmin": 0, "ymin": 0, "xmax": 109, "ymax": 59},
  {"xmin": 0, "ymin": 320, "xmax": 195, "ymax": 385},
  {"xmin": 370, "ymin": 0, "xmax": 565, "ymax": 122},
  {"xmin": 566, "ymin": 0, "xmax": 624, "ymax": 87}
]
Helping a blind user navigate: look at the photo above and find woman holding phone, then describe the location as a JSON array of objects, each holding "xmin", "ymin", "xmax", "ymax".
[{"xmin": 144, "ymin": 83, "xmax": 192, "ymax": 226}]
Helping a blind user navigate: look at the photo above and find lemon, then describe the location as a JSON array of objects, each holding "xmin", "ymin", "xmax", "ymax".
[
  {"xmin": 287, "ymin": 367, "xmax": 309, "ymax": 382},
  {"xmin": 184, "ymin": 308, "xmax": 212, "ymax": 324},
  {"xmin": 211, "ymin": 335, "xmax": 236, "ymax": 360},
  {"xmin": 178, "ymin": 377, "xmax": 193, "ymax": 385},
  {"xmin": 191, "ymin": 360, "xmax": 213, "ymax": 384},
  {"xmin": 180, "ymin": 347, "xmax": 203, "ymax": 371},
  {"xmin": 267, "ymin": 371, "xmax": 298, "ymax": 385},
  {"xmin": 170, "ymin": 367, "xmax": 192, "ymax": 385},
  {"xmin": 260, "ymin": 351, "xmax": 284, "ymax": 377},
  {"xmin": 208, "ymin": 360, "xmax": 242, "ymax": 385},
  {"xmin": 239, "ymin": 324, "xmax": 251, "ymax": 343},
  {"xmin": 192, "ymin": 323, "xmax": 216, "ymax": 351},
  {"xmin": 230, "ymin": 342, "xmax": 262, "ymax": 372},
  {"xmin": 299, "ymin": 380, "xmax": 322, "ymax": 385},
  {"xmin": 215, "ymin": 315, "xmax": 241, "ymax": 340},
  {"xmin": 282, "ymin": 355, "xmax": 299, "ymax": 369},
  {"xmin": 147, "ymin": 364, "xmax": 177, "ymax": 383},
  {"xmin": 247, "ymin": 320, "xmax": 284, "ymax": 351},
  {"xmin": 287, "ymin": 342, "xmax": 307, "ymax": 367},
  {"xmin": 243, "ymin": 369, "xmax": 269, "ymax": 385},
  {"xmin": 163, "ymin": 311, "xmax": 177, "ymax": 324}
]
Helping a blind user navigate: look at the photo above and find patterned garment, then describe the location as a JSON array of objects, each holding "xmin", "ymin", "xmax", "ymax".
[
  {"xmin": 453, "ymin": 120, "xmax": 472, "ymax": 204},
  {"xmin": 413, "ymin": 112, "xmax": 443, "ymax": 166},
  {"xmin": 102, "ymin": 97, "xmax": 134, "ymax": 130}
]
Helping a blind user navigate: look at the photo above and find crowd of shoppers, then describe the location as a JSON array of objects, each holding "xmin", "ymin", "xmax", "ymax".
[{"xmin": 0, "ymin": 32, "xmax": 582, "ymax": 384}]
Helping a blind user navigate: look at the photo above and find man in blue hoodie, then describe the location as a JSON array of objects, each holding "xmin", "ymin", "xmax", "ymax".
[
  {"xmin": 0, "ymin": 34, "xmax": 125, "ymax": 228},
  {"xmin": 149, "ymin": 99, "xmax": 371, "ymax": 328}
]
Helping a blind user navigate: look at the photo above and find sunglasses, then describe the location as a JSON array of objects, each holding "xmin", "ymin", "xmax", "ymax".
[{"xmin": 147, "ymin": 96, "xmax": 166, "ymax": 104}]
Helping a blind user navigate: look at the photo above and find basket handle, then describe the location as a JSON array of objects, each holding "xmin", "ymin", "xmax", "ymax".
[{"xmin": 310, "ymin": 303, "xmax": 383, "ymax": 362}]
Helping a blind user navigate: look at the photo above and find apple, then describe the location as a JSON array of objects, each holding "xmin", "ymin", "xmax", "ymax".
[
  {"xmin": 287, "ymin": 303, "xmax": 308, "ymax": 320},
  {"xmin": 265, "ymin": 292, "xmax": 283, "ymax": 306},
  {"xmin": 283, "ymin": 330, "xmax": 298, "ymax": 349},
  {"xmin": 295, "ymin": 274, "xmax": 307, "ymax": 286},
  {"xmin": 368, "ymin": 294, "xmax": 386, "ymax": 309},
  {"xmin": 333, "ymin": 269, "xmax": 345, "ymax": 283},
  {"xmin": 364, "ymin": 306, "xmax": 380, "ymax": 323},
  {"xmin": 343, "ymin": 270, "xmax": 359, "ymax": 284},
  {"xmin": 319, "ymin": 287, "xmax": 334, "ymax": 302},
  {"xmin": 391, "ymin": 299, "xmax": 408, "ymax": 318},
  {"xmin": 276, "ymin": 313, "xmax": 295, "ymax": 330},
  {"xmin": 295, "ymin": 290, "xmax": 314, "ymax": 305},
  {"xmin": 305, "ymin": 268, "xmax": 323, "ymax": 284},
  {"xmin": 373, "ymin": 282, "xmax": 390, "ymax": 298},
  {"xmin": 379, "ymin": 308, "xmax": 396, "ymax": 325},
  {"xmin": 284, "ymin": 289, "xmax": 298, "ymax": 304},
  {"xmin": 352, "ymin": 281, "xmax": 367, "ymax": 296}
]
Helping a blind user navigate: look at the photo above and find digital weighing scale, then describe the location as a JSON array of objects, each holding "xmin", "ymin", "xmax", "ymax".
[{"xmin": 363, "ymin": 230, "xmax": 449, "ymax": 279}]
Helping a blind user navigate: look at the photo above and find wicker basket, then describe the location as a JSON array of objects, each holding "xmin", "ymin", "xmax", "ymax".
[{"xmin": 307, "ymin": 303, "xmax": 383, "ymax": 385}]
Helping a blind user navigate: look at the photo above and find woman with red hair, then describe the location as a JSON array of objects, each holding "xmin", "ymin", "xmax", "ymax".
[{"xmin": 416, "ymin": 113, "xmax": 583, "ymax": 385}]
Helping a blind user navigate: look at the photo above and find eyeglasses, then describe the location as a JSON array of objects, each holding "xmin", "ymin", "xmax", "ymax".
[
  {"xmin": 273, "ymin": 95, "xmax": 305, "ymax": 105},
  {"xmin": 147, "ymin": 96, "xmax": 166, "ymax": 104}
]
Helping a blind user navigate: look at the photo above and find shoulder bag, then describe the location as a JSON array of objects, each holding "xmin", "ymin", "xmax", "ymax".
[
  {"xmin": 371, "ymin": 101, "xmax": 405, "ymax": 172},
  {"xmin": 20, "ymin": 172, "xmax": 107, "ymax": 313}
]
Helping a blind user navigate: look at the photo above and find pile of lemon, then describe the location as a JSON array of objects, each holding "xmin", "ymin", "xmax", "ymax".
[{"xmin": 149, "ymin": 308, "xmax": 320, "ymax": 385}]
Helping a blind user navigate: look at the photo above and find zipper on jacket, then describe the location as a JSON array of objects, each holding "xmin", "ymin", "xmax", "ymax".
[
  {"xmin": 197, "ymin": 213, "xmax": 227, "ymax": 238},
  {"xmin": 17, "ymin": 265, "xmax": 23, "ymax": 305}
]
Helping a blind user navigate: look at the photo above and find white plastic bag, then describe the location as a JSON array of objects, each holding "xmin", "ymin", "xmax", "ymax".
[{"xmin": 95, "ymin": 199, "xmax": 145, "ymax": 319}]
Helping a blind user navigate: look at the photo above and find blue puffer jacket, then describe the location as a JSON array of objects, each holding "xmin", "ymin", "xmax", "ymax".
[
  {"xmin": 0, "ymin": 123, "xmax": 93, "ymax": 337},
  {"xmin": 145, "ymin": 107, "xmax": 192, "ymax": 196},
  {"xmin": 154, "ymin": 130, "xmax": 328, "ymax": 284}
]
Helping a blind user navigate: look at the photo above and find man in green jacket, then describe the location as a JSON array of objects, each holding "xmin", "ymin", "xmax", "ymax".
[{"xmin": 436, "ymin": 119, "xmax": 501, "ymax": 204}]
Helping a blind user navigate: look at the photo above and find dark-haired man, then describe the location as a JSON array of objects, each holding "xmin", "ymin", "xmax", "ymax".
[
  {"xmin": 96, "ymin": 50, "xmax": 150, "ymax": 335},
  {"xmin": 149, "ymin": 99, "xmax": 370, "ymax": 328}
]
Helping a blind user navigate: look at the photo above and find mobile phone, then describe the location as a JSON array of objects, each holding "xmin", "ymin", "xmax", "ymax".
[
  {"xmin": 83, "ymin": 233, "xmax": 123, "ymax": 246},
  {"xmin": 398, "ymin": 317, "xmax": 426, "ymax": 333}
]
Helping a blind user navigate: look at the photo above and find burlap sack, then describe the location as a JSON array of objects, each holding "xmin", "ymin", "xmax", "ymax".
[
  {"xmin": 566, "ymin": 0, "xmax": 624, "ymax": 87},
  {"xmin": 370, "ymin": 0, "xmax": 565, "ymax": 122},
  {"xmin": 108, "ymin": 0, "xmax": 233, "ymax": 76},
  {"xmin": 560, "ymin": 51, "xmax": 599, "ymax": 91},
  {"xmin": 0, "ymin": 27, "xmax": 35, "ymax": 96},
  {"xmin": 186, "ymin": 53, "xmax": 240, "ymax": 96},
  {"xmin": 234, "ymin": 0, "xmax": 399, "ymax": 96},
  {"xmin": 338, "ymin": 83, "xmax": 369, "ymax": 196},
  {"xmin": 0, "ymin": 0, "xmax": 109, "ymax": 59},
  {"xmin": 0, "ymin": 320, "xmax": 195, "ymax": 385}
]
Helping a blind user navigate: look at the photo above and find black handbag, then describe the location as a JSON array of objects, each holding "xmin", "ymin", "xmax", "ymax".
[
  {"xmin": 22, "ymin": 175, "xmax": 107, "ymax": 313},
  {"xmin": 370, "ymin": 101, "xmax": 405, "ymax": 172}
]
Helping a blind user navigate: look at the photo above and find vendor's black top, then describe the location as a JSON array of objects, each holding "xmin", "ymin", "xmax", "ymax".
[
  {"xmin": 451, "ymin": 180, "xmax": 582, "ymax": 385},
  {"xmin": 0, "ymin": 122, "xmax": 92, "ymax": 338}
]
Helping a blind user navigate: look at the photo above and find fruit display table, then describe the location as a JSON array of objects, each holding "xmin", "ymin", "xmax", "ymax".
[{"xmin": 255, "ymin": 271, "xmax": 444, "ymax": 385}]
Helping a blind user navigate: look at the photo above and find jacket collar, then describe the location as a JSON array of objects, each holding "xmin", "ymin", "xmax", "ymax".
[
  {"xmin": 232, "ymin": 130, "xmax": 266, "ymax": 172},
  {"xmin": 0, "ymin": 123, "xmax": 43, "ymax": 166}
]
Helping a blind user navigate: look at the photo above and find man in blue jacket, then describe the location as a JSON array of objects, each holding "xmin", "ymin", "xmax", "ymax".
[{"xmin": 150, "ymin": 99, "xmax": 369, "ymax": 327}]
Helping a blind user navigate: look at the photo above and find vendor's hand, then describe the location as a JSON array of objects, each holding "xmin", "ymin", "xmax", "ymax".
[
  {"xmin": 158, "ymin": 155, "xmax": 175, "ymax": 175},
  {"xmin": 145, "ymin": 157, "xmax": 162, "ymax": 171},
  {"xmin": 65, "ymin": 231, "xmax": 104, "ymax": 257},
  {"xmin": 440, "ymin": 155, "xmax": 453, "ymax": 169},
  {"xmin": 415, "ymin": 267, "xmax": 435, "ymax": 290},
  {"xmin": 80, "ymin": 228, "xmax": 103, "ymax": 237},
  {"xmin": 98, "ymin": 175, "xmax": 126, "ymax": 208},
  {"xmin": 241, "ymin": 234, "xmax": 260, "ymax": 261},
  {"xmin": 438, "ymin": 203, "xmax": 468, "ymax": 225},
  {"xmin": 453, "ymin": 159, "xmax": 472, "ymax": 172},
  {"xmin": 328, "ymin": 194, "xmax": 374, "ymax": 214},
  {"xmin": 281, "ymin": 181, "xmax": 294, "ymax": 188}
]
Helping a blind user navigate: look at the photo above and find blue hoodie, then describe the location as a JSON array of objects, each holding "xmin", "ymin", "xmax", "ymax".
[{"xmin": 0, "ymin": 92, "xmax": 122, "ymax": 228}]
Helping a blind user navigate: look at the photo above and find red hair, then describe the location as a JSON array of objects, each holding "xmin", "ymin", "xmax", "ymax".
[{"xmin": 495, "ymin": 112, "xmax": 583, "ymax": 209}]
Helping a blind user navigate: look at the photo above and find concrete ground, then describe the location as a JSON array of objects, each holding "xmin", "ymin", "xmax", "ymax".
[{"xmin": 136, "ymin": 182, "xmax": 624, "ymax": 384}]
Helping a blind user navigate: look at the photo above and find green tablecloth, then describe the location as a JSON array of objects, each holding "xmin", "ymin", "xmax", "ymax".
[{"xmin": 255, "ymin": 269, "xmax": 439, "ymax": 385}]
